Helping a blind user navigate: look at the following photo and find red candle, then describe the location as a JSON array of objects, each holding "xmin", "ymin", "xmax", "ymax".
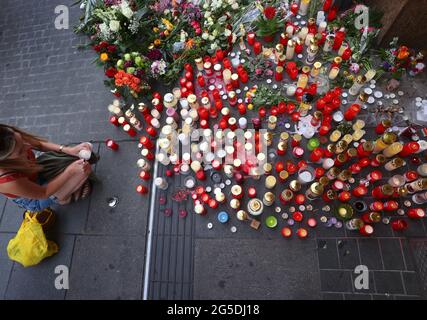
[
  {"xmin": 139, "ymin": 171, "xmax": 150, "ymax": 180},
  {"xmin": 332, "ymin": 30, "xmax": 345, "ymax": 50},
  {"xmin": 315, "ymin": 167, "xmax": 325, "ymax": 179},
  {"xmin": 286, "ymin": 161, "xmax": 298, "ymax": 174},
  {"xmin": 136, "ymin": 185, "xmax": 148, "ymax": 194},
  {"xmin": 352, "ymin": 185, "xmax": 368, "ymax": 197},
  {"xmin": 323, "ymin": 0, "xmax": 332, "ymax": 11},
  {"xmin": 248, "ymin": 187, "xmax": 257, "ymax": 198},
  {"xmin": 367, "ymin": 170, "xmax": 382, "ymax": 182},
  {"xmin": 140, "ymin": 136, "xmax": 153, "ymax": 149},
  {"xmin": 407, "ymin": 208, "xmax": 425, "ymax": 219},
  {"xmin": 358, "ymin": 157, "xmax": 371, "ymax": 168},
  {"xmin": 253, "ymin": 41, "xmax": 262, "ymax": 55},
  {"xmin": 281, "ymin": 227, "xmax": 292, "ymax": 238},
  {"xmin": 215, "ymin": 49, "xmax": 224, "ymax": 61},
  {"xmin": 275, "ymin": 67, "xmax": 283, "ymax": 81},
  {"xmin": 247, "ymin": 32, "xmax": 255, "ymax": 46},
  {"xmin": 197, "ymin": 75, "xmax": 205, "ymax": 87},
  {"xmin": 293, "ymin": 211, "xmax": 304, "ymax": 222},
  {"xmin": 368, "ymin": 203, "xmax": 383, "ymax": 214},
  {"xmin": 391, "ymin": 219, "xmax": 408, "ymax": 231},
  {"xmin": 344, "ymin": 104, "xmax": 361, "ymax": 121},
  {"xmin": 359, "ymin": 224, "xmax": 374, "ymax": 236},
  {"xmin": 405, "ymin": 171, "xmax": 418, "ymax": 182},
  {"xmin": 327, "ymin": 6, "xmax": 338, "ymax": 22},
  {"xmin": 289, "ymin": 68, "xmax": 299, "ymax": 80},
  {"xmin": 297, "ymin": 228, "xmax": 308, "ymax": 239},
  {"xmin": 310, "ymin": 147, "xmax": 323, "ymax": 162},
  {"xmin": 338, "ymin": 191, "xmax": 351, "ymax": 202},
  {"xmin": 123, "ymin": 124, "xmax": 137, "ymax": 137},
  {"xmin": 319, "ymin": 124, "xmax": 331, "ymax": 136},
  {"xmin": 196, "ymin": 170, "xmax": 206, "ymax": 181},
  {"xmin": 375, "ymin": 120, "xmax": 391, "ymax": 134},
  {"xmin": 209, "ymin": 198, "xmax": 218, "ymax": 209},
  {"xmin": 106, "ymin": 139, "xmax": 119, "ymax": 151},
  {"xmin": 399, "ymin": 142, "xmax": 420, "ymax": 157},
  {"xmin": 185, "ymin": 71, "xmax": 193, "ymax": 81},
  {"xmin": 295, "ymin": 194, "xmax": 305, "ymax": 205},
  {"xmin": 239, "ymin": 71, "xmax": 249, "ymax": 83},
  {"xmin": 308, "ymin": 218, "xmax": 317, "ymax": 228},
  {"xmin": 290, "ymin": 3, "xmax": 299, "ymax": 15},
  {"xmin": 341, "ymin": 48, "xmax": 352, "ymax": 60},
  {"xmin": 146, "ymin": 125, "xmax": 157, "ymax": 137},
  {"xmin": 383, "ymin": 201, "xmax": 399, "ymax": 211},
  {"xmin": 109, "ymin": 115, "xmax": 119, "ymax": 127}
]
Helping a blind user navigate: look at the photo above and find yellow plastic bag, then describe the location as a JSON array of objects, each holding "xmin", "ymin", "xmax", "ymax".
[{"xmin": 7, "ymin": 211, "xmax": 59, "ymax": 267}]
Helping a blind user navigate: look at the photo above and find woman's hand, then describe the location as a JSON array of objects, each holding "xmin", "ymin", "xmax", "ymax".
[
  {"xmin": 66, "ymin": 159, "xmax": 91, "ymax": 176},
  {"xmin": 64, "ymin": 142, "xmax": 93, "ymax": 157}
]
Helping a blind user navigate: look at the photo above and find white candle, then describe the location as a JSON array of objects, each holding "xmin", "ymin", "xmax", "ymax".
[
  {"xmin": 286, "ymin": 40, "xmax": 295, "ymax": 60},
  {"xmin": 286, "ymin": 25, "xmax": 294, "ymax": 38},
  {"xmin": 318, "ymin": 21, "xmax": 327, "ymax": 33},
  {"xmin": 305, "ymin": 33, "xmax": 314, "ymax": 47},
  {"xmin": 298, "ymin": 27, "xmax": 308, "ymax": 42},
  {"xmin": 316, "ymin": 11, "xmax": 325, "ymax": 25},
  {"xmin": 299, "ymin": 0, "xmax": 310, "ymax": 16},
  {"xmin": 286, "ymin": 85, "xmax": 297, "ymax": 96}
]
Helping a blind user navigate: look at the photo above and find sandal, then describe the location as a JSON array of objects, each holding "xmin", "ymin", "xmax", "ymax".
[{"xmin": 80, "ymin": 180, "xmax": 92, "ymax": 200}]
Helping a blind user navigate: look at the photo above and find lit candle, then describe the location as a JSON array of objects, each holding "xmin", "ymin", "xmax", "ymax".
[
  {"xmin": 297, "ymin": 228, "xmax": 308, "ymax": 239},
  {"xmin": 253, "ymin": 41, "xmax": 262, "ymax": 55},
  {"xmin": 328, "ymin": 66, "xmax": 340, "ymax": 80},
  {"xmin": 298, "ymin": 0, "xmax": 310, "ymax": 16},
  {"xmin": 281, "ymin": 227, "xmax": 292, "ymax": 238},
  {"xmin": 286, "ymin": 40, "xmax": 295, "ymax": 60},
  {"xmin": 106, "ymin": 139, "xmax": 119, "ymax": 151},
  {"xmin": 247, "ymin": 32, "xmax": 255, "ymax": 46}
]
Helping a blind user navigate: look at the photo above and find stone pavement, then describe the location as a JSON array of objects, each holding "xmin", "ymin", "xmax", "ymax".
[{"xmin": 0, "ymin": 0, "xmax": 426, "ymax": 300}]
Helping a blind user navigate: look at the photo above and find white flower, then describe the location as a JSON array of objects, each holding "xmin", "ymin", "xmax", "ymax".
[
  {"xmin": 203, "ymin": 3, "xmax": 209, "ymax": 9},
  {"xmin": 204, "ymin": 11, "xmax": 211, "ymax": 18},
  {"xmin": 209, "ymin": 35, "xmax": 215, "ymax": 41},
  {"xmin": 164, "ymin": 9, "xmax": 170, "ymax": 15},
  {"xmin": 212, "ymin": 29, "xmax": 218, "ymax": 37},
  {"xmin": 210, "ymin": 43, "xmax": 218, "ymax": 50},
  {"xmin": 224, "ymin": 29, "xmax": 232, "ymax": 37},
  {"xmin": 231, "ymin": 3, "xmax": 239, "ymax": 10},
  {"xmin": 109, "ymin": 20, "xmax": 120, "ymax": 32},
  {"xmin": 202, "ymin": 32, "xmax": 209, "ymax": 40},
  {"xmin": 120, "ymin": 2, "xmax": 134, "ymax": 19}
]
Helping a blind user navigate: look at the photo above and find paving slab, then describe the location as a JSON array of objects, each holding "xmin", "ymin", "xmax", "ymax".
[
  {"xmin": 66, "ymin": 235, "xmax": 145, "ymax": 300},
  {"xmin": 0, "ymin": 233, "xmax": 15, "ymax": 299},
  {"xmin": 4, "ymin": 234, "xmax": 75, "ymax": 300},
  {"xmin": 193, "ymin": 238, "xmax": 321, "ymax": 300},
  {"xmin": 85, "ymin": 142, "xmax": 148, "ymax": 235}
]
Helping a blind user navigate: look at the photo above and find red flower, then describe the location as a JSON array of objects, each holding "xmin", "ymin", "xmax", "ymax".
[
  {"xmin": 93, "ymin": 45, "xmax": 101, "ymax": 52},
  {"xmin": 99, "ymin": 41, "xmax": 109, "ymax": 48},
  {"xmin": 107, "ymin": 45, "xmax": 117, "ymax": 53},
  {"xmin": 264, "ymin": 6, "xmax": 276, "ymax": 20},
  {"xmin": 105, "ymin": 67, "xmax": 117, "ymax": 78}
]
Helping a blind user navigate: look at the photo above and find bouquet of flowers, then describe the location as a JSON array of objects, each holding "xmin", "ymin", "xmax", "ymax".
[
  {"xmin": 380, "ymin": 38, "xmax": 425, "ymax": 79},
  {"xmin": 255, "ymin": 2, "xmax": 282, "ymax": 43}
]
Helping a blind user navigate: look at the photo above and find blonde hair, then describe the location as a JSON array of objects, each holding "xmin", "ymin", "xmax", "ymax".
[{"xmin": 0, "ymin": 124, "xmax": 47, "ymax": 175}]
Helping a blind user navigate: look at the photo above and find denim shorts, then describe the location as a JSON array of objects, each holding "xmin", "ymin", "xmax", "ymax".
[{"xmin": 11, "ymin": 175, "xmax": 58, "ymax": 212}]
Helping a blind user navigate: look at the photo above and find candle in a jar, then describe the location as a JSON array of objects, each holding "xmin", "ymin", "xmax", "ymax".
[
  {"xmin": 286, "ymin": 40, "xmax": 295, "ymax": 60},
  {"xmin": 247, "ymin": 32, "xmax": 255, "ymax": 46},
  {"xmin": 254, "ymin": 41, "xmax": 262, "ymax": 55},
  {"xmin": 328, "ymin": 66, "xmax": 340, "ymax": 80},
  {"xmin": 298, "ymin": 0, "xmax": 310, "ymax": 16}
]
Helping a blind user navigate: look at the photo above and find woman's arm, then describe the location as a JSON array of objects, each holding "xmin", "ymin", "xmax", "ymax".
[{"xmin": 37, "ymin": 141, "xmax": 92, "ymax": 157}]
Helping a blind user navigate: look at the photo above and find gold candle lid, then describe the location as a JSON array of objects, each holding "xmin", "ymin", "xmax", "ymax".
[
  {"xmin": 248, "ymin": 198, "xmax": 262, "ymax": 212},
  {"xmin": 280, "ymin": 132, "xmax": 290, "ymax": 141},
  {"xmin": 264, "ymin": 192, "xmax": 275, "ymax": 202},
  {"xmin": 397, "ymin": 186, "xmax": 408, "ymax": 197},
  {"xmin": 263, "ymin": 162, "xmax": 272, "ymax": 173},
  {"xmin": 278, "ymin": 141, "xmax": 287, "ymax": 152},
  {"xmin": 236, "ymin": 210, "xmax": 248, "ymax": 221},
  {"xmin": 275, "ymin": 44, "xmax": 284, "ymax": 52},
  {"xmin": 325, "ymin": 189, "xmax": 336, "ymax": 200},
  {"xmin": 268, "ymin": 115, "xmax": 277, "ymax": 123},
  {"xmin": 265, "ymin": 175, "xmax": 277, "ymax": 189},
  {"xmin": 264, "ymin": 132, "xmax": 273, "ymax": 141},
  {"xmin": 381, "ymin": 184, "xmax": 394, "ymax": 196},
  {"xmin": 342, "ymin": 134, "xmax": 353, "ymax": 145},
  {"xmin": 302, "ymin": 66, "xmax": 311, "ymax": 74},
  {"xmin": 313, "ymin": 62, "xmax": 322, "ymax": 69},
  {"xmin": 310, "ymin": 182, "xmax": 324, "ymax": 196},
  {"xmin": 382, "ymin": 132, "xmax": 397, "ymax": 144},
  {"xmin": 281, "ymin": 189, "xmax": 293, "ymax": 200},
  {"xmin": 333, "ymin": 56, "xmax": 342, "ymax": 65},
  {"xmin": 347, "ymin": 148, "xmax": 357, "ymax": 158},
  {"xmin": 289, "ymin": 180, "xmax": 301, "ymax": 192},
  {"xmin": 376, "ymin": 154, "xmax": 386, "ymax": 164},
  {"xmin": 287, "ymin": 39, "xmax": 295, "ymax": 47},
  {"xmin": 230, "ymin": 198, "xmax": 241, "ymax": 209},
  {"xmin": 391, "ymin": 157, "xmax": 404, "ymax": 167},
  {"xmin": 276, "ymin": 66, "xmax": 284, "ymax": 73},
  {"xmin": 319, "ymin": 176, "xmax": 330, "ymax": 186},
  {"xmin": 327, "ymin": 144, "xmax": 336, "ymax": 153},
  {"xmin": 337, "ymin": 153, "xmax": 347, "ymax": 162},
  {"xmin": 279, "ymin": 170, "xmax": 289, "ymax": 181},
  {"xmin": 363, "ymin": 141, "xmax": 374, "ymax": 152},
  {"xmin": 292, "ymin": 134, "xmax": 302, "ymax": 142}
]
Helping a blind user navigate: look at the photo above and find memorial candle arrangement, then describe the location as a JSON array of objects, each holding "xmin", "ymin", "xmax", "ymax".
[{"xmin": 82, "ymin": 0, "xmax": 426, "ymax": 239}]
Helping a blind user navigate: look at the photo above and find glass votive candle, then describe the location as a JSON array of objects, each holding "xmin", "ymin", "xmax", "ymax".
[{"xmin": 388, "ymin": 175, "xmax": 406, "ymax": 187}]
